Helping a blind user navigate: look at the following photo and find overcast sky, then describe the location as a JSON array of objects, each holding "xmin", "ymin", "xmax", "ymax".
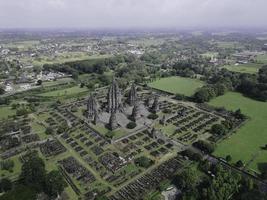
[{"xmin": 0, "ymin": 0, "xmax": 266, "ymax": 29}]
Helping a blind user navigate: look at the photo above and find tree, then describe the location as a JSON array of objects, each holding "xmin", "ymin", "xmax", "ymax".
[
  {"xmin": 174, "ymin": 168, "xmax": 198, "ymax": 190},
  {"xmin": 44, "ymin": 170, "xmax": 66, "ymax": 198},
  {"xmin": 19, "ymin": 152, "xmax": 46, "ymax": 191},
  {"xmin": 36, "ymin": 80, "xmax": 42, "ymax": 86},
  {"xmin": 134, "ymin": 156, "xmax": 154, "ymax": 168},
  {"xmin": 45, "ymin": 127, "xmax": 54, "ymax": 135},
  {"xmin": 0, "ymin": 85, "xmax": 5, "ymax": 95},
  {"xmin": 235, "ymin": 160, "xmax": 244, "ymax": 168},
  {"xmin": 0, "ymin": 178, "xmax": 12, "ymax": 192},
  {"xmin": 126, "ymin": 121, "xmax": 136, "ymax": 129},
  {"xmin": 193, "ymin": 140, "xmax": 215, "ymax": 154},
  {"xmin": 211, "ymin": 124, "xmax": 227, "ymax": 136},
  {"xmin": 225, "ymin": 155, "xmax": 232, "ymax": 162}
]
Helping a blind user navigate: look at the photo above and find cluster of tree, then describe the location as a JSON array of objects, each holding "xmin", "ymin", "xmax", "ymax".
[
  {"xmin": 172, "ymin": 58, "xmax": 213, "ymax": 79},
  {"xmin": 237, "ymin": 66, "xmax": 267, "ymax": 101},
  {"xmin": 190, "ymin": 63, "xmax": 267, "ymax": 103},
  {"xmin": 126, "ymin": 121, "xmax": 137, "ymax": 129},
  {"xmin": 180, "ymin": 149, "xmax": 203, "ymax": 162},
  {"xmin": 43, "ymin": 55, "xmax": 125, "ymax": 78},
  {"xmin": 193, "ymin": 140, "xmax": 216, "ymax": 154},
  {"xmin": 12, "ymin": 103, "xmax": 36, "ymax": 116},
  {"xmin": 134, "ymin": 156, "xmax": 154, "ymax": 168},
  {"xmin": 210, "ymin": 123, "xmax": 228, "ymax": 136},
  {"xmin": 173, "ymin": 161, "xmax": 266, "ymax": 200},
  {"xmin": 194, "ymin": 82, "xmax": 229, "ymax": 103},
  {"xmin": 0, "ymin": 84, "xmax": 5, "ymax": 95},
  {"xmin": 0, "ymin": 178, "xmax": 13, "ymax": 193},
  {"xmin": 18, "ymin": 151, "xmax": 67, "ymax": 199},
  {"xmin": 0, "ymin": 159, "xmax": 14, "ymax": 172}
]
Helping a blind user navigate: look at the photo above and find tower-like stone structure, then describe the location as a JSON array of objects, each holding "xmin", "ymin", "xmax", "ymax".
[
  {"xmin": 109, "ymin": 112, "xmax": 118, "ymax": 130},
  {"xmin": 151, "ymin": 95, "xmax": 159, "ymax": 113},
  {"xmin": 87, "ymin": 95, "xmax": 98, "ymax": 121},
  {"xmin": 127, "ymin": 83, "xmax": 137, "ymax": 106},
  {"xmin": 107, "ymin": 78, "xmax": 121, "ymax": 113},
  {"xmin": 131, "ymin": 101, "xmax": 141, "ymax": 121}
]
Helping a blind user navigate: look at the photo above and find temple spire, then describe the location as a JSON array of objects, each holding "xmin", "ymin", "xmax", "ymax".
[
  {"xmin": 107, "ymin": 77, "xmax": 121, "ymax": 113},
  {"xmin": 127, "ymin": 83, "xmax": 137, "ymax": 106}
]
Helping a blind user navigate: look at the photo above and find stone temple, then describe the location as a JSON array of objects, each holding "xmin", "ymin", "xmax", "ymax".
[
  {"xmin": 107, "ymin": 78, "xmax": 122, "ymax": 113},
  {"xmin": 87, "ymin": 94, "xmax": 98, "ymax": 120},
  {"xmin": 127, "ymin": 83, "xmax": 137, "ymax": 106},
  {"xmin": 86, "ymin": 78, "xmax": 152, "ymax": 131}
]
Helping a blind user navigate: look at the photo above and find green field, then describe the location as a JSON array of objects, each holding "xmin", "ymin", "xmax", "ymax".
[
  {"xmin": 42, "ymin": 77, "xmax": 74, "ymax": 87},
  {"xmin": 0, "ymin": 106, "xmax": 16, "ymax": 120},
  {"xmin": 216, "ymin": 41, "xmax": 240, "ymax": 48},
  {"xmin": 201, "ymin": 52, "xmax": 218, "ymax": 58},
  {"xmin": 209, "ymin": 92, "xmax": 267, "ymax": 173},
  {"xmin": 38, "ymin": 86, "xmax": 89, "ymax": 97},
  {"xmin": 257, "ymin": 54, "xmax": 267, "ymax": 64},
  {"xmin": 222, "ymin": 63, "xmax": 262, "ymax": 74},
  {"xmin": 148, "ymin": 76, "xmax": 204, "ymax": 96}
]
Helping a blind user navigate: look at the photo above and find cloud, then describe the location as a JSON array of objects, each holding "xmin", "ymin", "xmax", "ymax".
[{"xmin": 0, "ymin": 0, "xmax": 266, "ymax": 28}]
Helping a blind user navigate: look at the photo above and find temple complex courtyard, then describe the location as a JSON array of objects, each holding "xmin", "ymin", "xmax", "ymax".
[{"xmin": 0, "ymin": 79, "xmax": 245, "ymax": 199}]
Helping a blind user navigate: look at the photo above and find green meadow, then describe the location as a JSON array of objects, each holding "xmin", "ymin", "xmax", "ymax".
[
  {"xmin": 222, "ymin": 63, "xmax": 262, "ymax": 74},
  {"xmin": 38, "ymin": 86, "xmax": 89, "ymax": 97},
  {"xmin": 148, "ymin": 76, "xmax": 204, "ymax": 96},
  {"xmin": 209, "ymin": 92, "xmax": 267, "ymax": 173}
]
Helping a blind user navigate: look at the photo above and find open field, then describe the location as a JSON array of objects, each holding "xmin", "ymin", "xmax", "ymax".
[
  {"xmin": 0, "ymin": 106, "xmax": 16, "ymax": 120},
  {"xmin": 42, "ymin": 77, "xmax": 74, "ymax": 87},
  {"xmin": 38, "ymin": 86, "xmax": 89, "ymax": 97},
  {"xmin": 216, "ymin": 41, "xmax": 240, "ymax": 48},
  {"xmin": 148, "ymin": 76, "xmax": 204, "ymax": 96},
  {"xmin": 201, "ymin": 52, "xmax": 218, "ymax": 58},
  {"xmin": 209, "ymin": 92, "xmax": 267, "ymax": 173},
  {"xmin": 222, "ymin": 63, "xmax": 262, "ymax": 74},
  {"xmin": 257, "ymin": 54, "xmax": 267, "ymax": 64}
]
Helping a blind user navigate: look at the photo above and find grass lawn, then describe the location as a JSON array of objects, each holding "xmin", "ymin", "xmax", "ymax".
[
  {"xmin": 0, "ymin": 155, "xmax": 22, "ymax": 181},
  {"xmin": 201, "ymin": 52, "xmax": 218, "ymax": 58},
  {"xmin": 156, "ymin": 123, "xmax": 177, "ymax": 136},
  {"xmin": 209, "ymin": 92, "xmax": 267, "ymax": 173},
  {"xmin": 148, "ymin": 76, "xmax": 204, "ymax": 96},
  {"xmin": 257, "ymin": 54, "xmax": 267, "ymax": 64},
  {"xmin": 42, "ymin": 77, "xmax": 74, "ymax": 87},
  {"xmin": 222, "ymin": 63, "xmax": 262, "ymax": 74},
  {"xmin": 38, "ymin": 86, "xmax": 88, "ymax": 97},
  {"xmin": 0, "ymin": 106, "xmax": 16, "ymax": 120},
  {"xmin": 112, "ymin": 129, "xmax": 128, "ymax": 139},
  {"xmin": 216, "ymin": 41, "xmax": 239, "ymax": 48}
]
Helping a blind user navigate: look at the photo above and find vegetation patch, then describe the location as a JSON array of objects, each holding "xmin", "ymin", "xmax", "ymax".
[
  {"xmin": 148, "ymin": 76, "xmax": 204, "ymax": 96},
  {"xmin": 209, "ymin": 92, "xmax": 267, "ymax": 173}
]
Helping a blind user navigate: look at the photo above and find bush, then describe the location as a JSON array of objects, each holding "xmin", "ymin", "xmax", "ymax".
[
  {"xmin": 134, "ymin": 156, "xmax": 154, "ymax": 168},
  {"xmin": 175, "ymin": 93, "xmax": 186, "ymax": 100},
  {"xmin": 180, "ymin": 149, "xmax": 202, "ymax": 161},
  {"xmin": 235, "ymin": 160, "xmax": 244, "ymax": 168},
  {"xmin": 193, "ymin": 140, "xmax": 215, "ymax": 154},
  {"xmin": 0, "ymin": 160, "xmax": 14, "ymax": 171},
  {"xmin": 225, "ymin": 155, "xmax": 232, "ymax": 162},
  {"xmin": 126, "ymin": 121, "xmax": 137, "ymax": 129},
  {"xmin": 105, "ymin": 131, "xmax": 115, "ymax": 139},
  {"xmin": 0, "ymin": 178, "xmax": 13, "ymax": 192},
  {"xmin": 211, "ymin": 124, "xmax": 227, "ymax": 136},
  {"xmin": 45, "ymin": 127, "xmax": 54, "ymax": 135},
  {"xmin": 147, "ymin": 113, "xmax": 158, "ymax": 120}
]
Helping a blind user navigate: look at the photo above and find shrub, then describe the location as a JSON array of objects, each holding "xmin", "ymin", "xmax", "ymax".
[
  {"xmin": 193, "ymin": 140, "xmax": 215, "ymax": 154},
  {"xmin": 211, "ymin": 124, "xmax": 227, "ymax": 136},
  {"xmin": 134, "ymin": 156, "xmax": 154, "ymax": 168},
  {"xmin": 126, "ymin": 121, "xmax": 137, "ymax": 129},
  {"xmin": 235, "ymin": 160, "xmax": 244, "ymax": 168},
  {"xmin": 147, "ymin": 113, "xmax": 158, "ymax": 120}
]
